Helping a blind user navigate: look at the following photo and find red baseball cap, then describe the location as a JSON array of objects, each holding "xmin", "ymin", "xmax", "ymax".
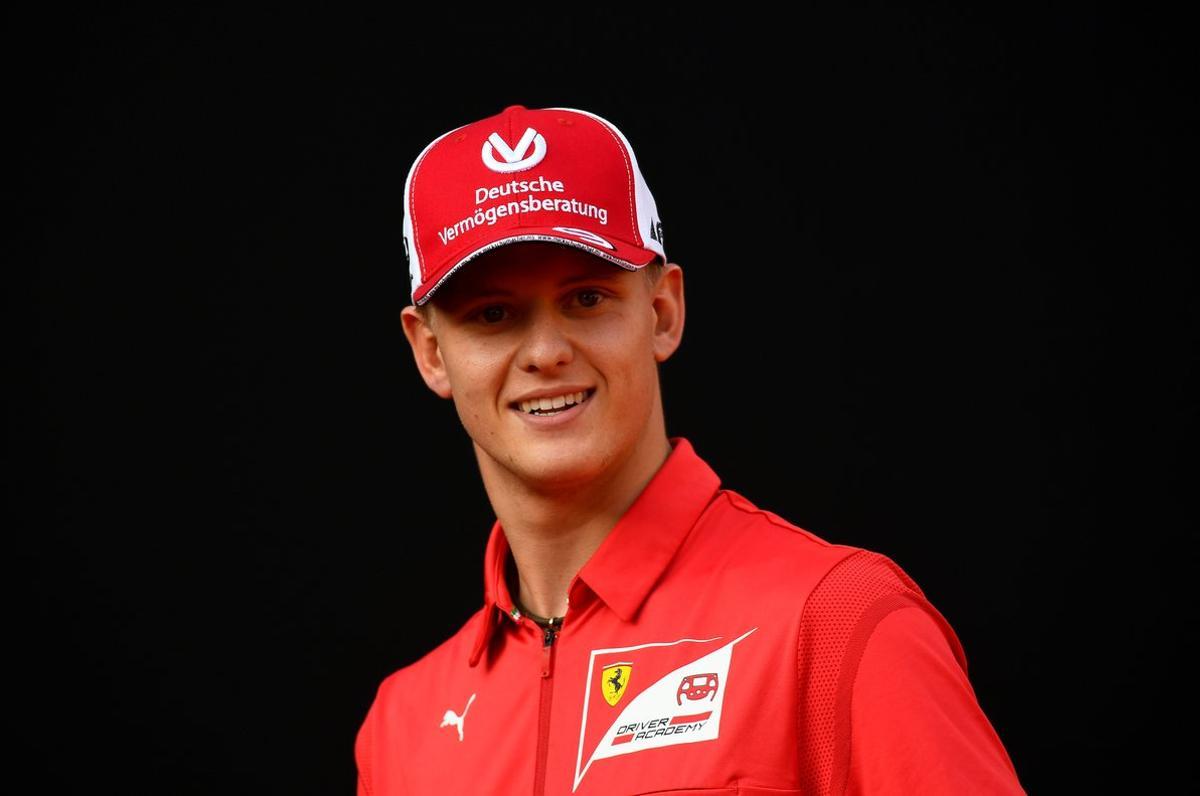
[{"xmin": 402, "ymin": 104, "xmax": 667, "ymax": 306}]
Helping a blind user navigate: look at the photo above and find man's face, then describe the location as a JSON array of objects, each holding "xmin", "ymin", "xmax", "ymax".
[{"xmin": 400, "ymin": 242, "xmax": 684, "ymax": 493}]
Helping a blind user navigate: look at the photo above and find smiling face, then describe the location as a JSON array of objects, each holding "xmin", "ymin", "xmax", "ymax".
[{"xmin": 400, "ymin": 242, "xmax": 685, "ymax": 495}]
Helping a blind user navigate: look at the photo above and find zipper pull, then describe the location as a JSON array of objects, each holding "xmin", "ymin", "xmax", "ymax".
[
  {"xmin": 543, "ymin": 616, "xmax": 560, "ymax": 645},
  {"xmin": 540, "ymin": 616, "xmax": 560, "ymax": 678}
]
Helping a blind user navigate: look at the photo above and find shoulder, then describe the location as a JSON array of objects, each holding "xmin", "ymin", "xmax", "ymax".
[
  {"xmin": 663, "ymin": 487, "xmax": 859, "ymax": 620},
  {"xmin": 362, "ymin": 604, "xmax": 489, "ymax": 716},
  {"xmin": 797, "ymin": 537, "xmax": 968, "ymax": 676},
  {"xmin": 712, "ymin": 487, "xmax": 848, "ymax": 551},
  {"xmin": 355, "ymin": 607, "xmax": 488, "ymax": 796},
  {"xmin": 711, "ymin": 484, "xmax": 969, "ymax": 682},
  {"xmin": 692, "ymin": 487, "xmax": 959, "ymax": 656},
  {"xmin": 699, "ymin": 487, "xmax": 864, "ymax": 576},
  {"xmin": 703, "ymin": 487, "xmax": 947, "ymax": 610}
]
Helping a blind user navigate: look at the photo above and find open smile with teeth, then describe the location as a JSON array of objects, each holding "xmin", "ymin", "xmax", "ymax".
[{"xmin": 514, "ymin": 388, "xmax": 595, "ymax": 416}]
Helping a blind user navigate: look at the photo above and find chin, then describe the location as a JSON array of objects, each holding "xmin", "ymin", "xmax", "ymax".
[{"xmin": 514, "ymin": 444, "xmax": 606, "ymax": 486}]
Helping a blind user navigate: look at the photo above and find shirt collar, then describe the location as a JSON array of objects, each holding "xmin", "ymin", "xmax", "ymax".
[{"xmin": 469, "ymin": 436, "xmax": 722, "ymax": 667}]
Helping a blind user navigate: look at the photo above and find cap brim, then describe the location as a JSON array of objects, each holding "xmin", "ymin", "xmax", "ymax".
[{"xmin": 414, "ymin": 228, "xmax": 660, "ymax": 306}]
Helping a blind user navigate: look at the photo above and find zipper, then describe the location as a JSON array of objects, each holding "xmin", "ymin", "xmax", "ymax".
[{"xmin": 533, "ymin": 615, "xmax": 561, "ymax": 796}]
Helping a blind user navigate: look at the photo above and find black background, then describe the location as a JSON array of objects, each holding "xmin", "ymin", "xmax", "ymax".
[{"xmin": 12, "ymin": 7, "xmax": 1191, "ymax": 794}]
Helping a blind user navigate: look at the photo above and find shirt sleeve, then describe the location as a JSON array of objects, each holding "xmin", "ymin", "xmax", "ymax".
[
  {"xmin": 843, "ymin": 604, "xmax": 1026, "ymax": 795},
  {"xmin": 796, "ymin": 549, "xmax": 1026, "ymax": 795}
]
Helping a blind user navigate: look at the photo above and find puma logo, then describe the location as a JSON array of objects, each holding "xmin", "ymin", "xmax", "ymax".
[{"xmin": 439, "ymin": 692, "xmax": 476, "ymax": 742}]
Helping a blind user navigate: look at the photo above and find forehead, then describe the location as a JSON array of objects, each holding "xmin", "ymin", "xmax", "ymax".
[{"xmin": 430, "ymin": 242, "xmax": 629, "ymax": 307}]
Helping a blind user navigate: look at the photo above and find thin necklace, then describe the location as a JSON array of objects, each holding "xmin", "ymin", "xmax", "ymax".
[{"xmin": 514, "ymin": 595, "xmax": 564, "ymax": 625}]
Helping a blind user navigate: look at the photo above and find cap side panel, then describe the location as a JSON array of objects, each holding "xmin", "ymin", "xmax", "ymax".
[
  {"xmin": 545, "ymin": 107, "xmax": 665, "ymax": 262},
  {"xmin": 554, "ymin": 109, "xmax": 638, "ymax": 249},
  {"xmin": 404, "ymin": 122, "xmax": 471, "ymax": 304}
]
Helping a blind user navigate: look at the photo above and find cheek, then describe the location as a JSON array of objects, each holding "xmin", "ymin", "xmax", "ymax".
[
  {"xmin": 593, "ymin": 327, "xmax": 657, "ymax": 393},
  {"xmin": 445, "ymin": 346, "xmax": 508, "ymax": 411}
]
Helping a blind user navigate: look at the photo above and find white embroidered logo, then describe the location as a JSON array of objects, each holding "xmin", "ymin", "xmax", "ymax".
[
  {"xmin": 439, "ymin": 693, "xmax": 476, "ymax": 742},
  {"xmin": 552, "ymin": 226, "xmax": 615, "ymax": 250},
  {"xmin": 481, "ymin": 127, "xmax": 547, "ymax": 173}
]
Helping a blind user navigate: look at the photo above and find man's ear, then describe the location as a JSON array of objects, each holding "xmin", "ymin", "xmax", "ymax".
[
  {"xmin": 400, "ymin": 305, "xmax": 453, "ymax": 399},
  {"xmin": 650, "ymin": 262, "xmax": 685, "ymax": 364}
]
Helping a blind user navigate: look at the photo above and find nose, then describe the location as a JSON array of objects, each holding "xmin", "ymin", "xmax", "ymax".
[{"xmin": 517, "ymin": 301, "xmax": 575, "ymax": 373}]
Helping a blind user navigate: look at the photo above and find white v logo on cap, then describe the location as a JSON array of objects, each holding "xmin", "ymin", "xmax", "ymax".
[{"xmin": 482, "ymin": 127, "xmax": 547, "ymax": 173}]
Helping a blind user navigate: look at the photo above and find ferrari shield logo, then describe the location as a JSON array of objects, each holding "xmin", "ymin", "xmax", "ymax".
[{"xmin": 601, "ymin": 663, "xmax": 633, "ymax": 707}]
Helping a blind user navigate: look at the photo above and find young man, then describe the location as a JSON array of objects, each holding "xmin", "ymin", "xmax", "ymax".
[{"xmin": 356, "ymin": 104, "xmax": 1026, "ymax": 795}]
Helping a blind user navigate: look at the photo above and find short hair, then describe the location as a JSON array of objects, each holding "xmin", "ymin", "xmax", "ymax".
[{"xmin": 414, "ymin": 256, "xmax": 665, "ymax": 327}]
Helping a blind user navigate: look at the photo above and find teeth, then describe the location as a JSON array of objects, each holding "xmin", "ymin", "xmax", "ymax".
[{"xmin": 520, "ymin": 390, "xmax": 588, "ymax": 414}]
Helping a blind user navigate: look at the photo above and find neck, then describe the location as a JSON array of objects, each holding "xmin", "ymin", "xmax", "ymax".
[{"xmin": 478, "ymin": 424, "xmax": 674, "ymax": 621}]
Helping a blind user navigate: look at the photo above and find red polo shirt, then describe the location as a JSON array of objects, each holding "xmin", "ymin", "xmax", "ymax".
[{"xmin": 356, "ymin": 436, "xmax": 1026, "ymax": 795}]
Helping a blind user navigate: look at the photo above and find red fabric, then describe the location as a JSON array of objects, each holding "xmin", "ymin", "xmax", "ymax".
[
  {"xmin": 845, "ymin": 606, "xmax": 1024, "ymax": 794},
  {"xmin": 355, "ymin": 437, "xmax": 1026, "ymax": 795}
]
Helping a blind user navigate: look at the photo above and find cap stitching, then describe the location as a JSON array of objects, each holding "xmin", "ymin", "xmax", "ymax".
[
  {"xmin": 409, "ymin": 142, "xmax": 442, "ymax": 292},
  {"xmin": 586, "ymin": 118, "xmax": 638, "ymax": 245}
]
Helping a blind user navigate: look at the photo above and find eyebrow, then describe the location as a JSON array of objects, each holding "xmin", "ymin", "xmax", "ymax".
[{"xmin": 465, "ymin": 269, "xmax": 624, "ymax": 298}]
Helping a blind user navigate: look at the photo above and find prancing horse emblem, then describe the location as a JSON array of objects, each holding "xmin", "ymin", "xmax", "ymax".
[
  {"xmin": 602, "ymin": 663, "xmax": 633, "ymax": 707},
  {"xmin": 439, "ymin": 693, "xmax": 476, "ymax": 741}
]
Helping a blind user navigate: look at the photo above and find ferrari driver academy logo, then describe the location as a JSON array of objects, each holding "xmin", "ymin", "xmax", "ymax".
[{"xmin": 573, "ymin": 627, "xmax": 757, "ymax": 792}]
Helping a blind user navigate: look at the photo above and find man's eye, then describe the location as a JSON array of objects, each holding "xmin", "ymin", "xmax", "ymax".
[
  {"xmin": 576, "ymin": 289, "xmax": 605, "ymax": 308},
  {"xmin": 475, "ymin": 305, "xmax": 508, "ymax": 324}
]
